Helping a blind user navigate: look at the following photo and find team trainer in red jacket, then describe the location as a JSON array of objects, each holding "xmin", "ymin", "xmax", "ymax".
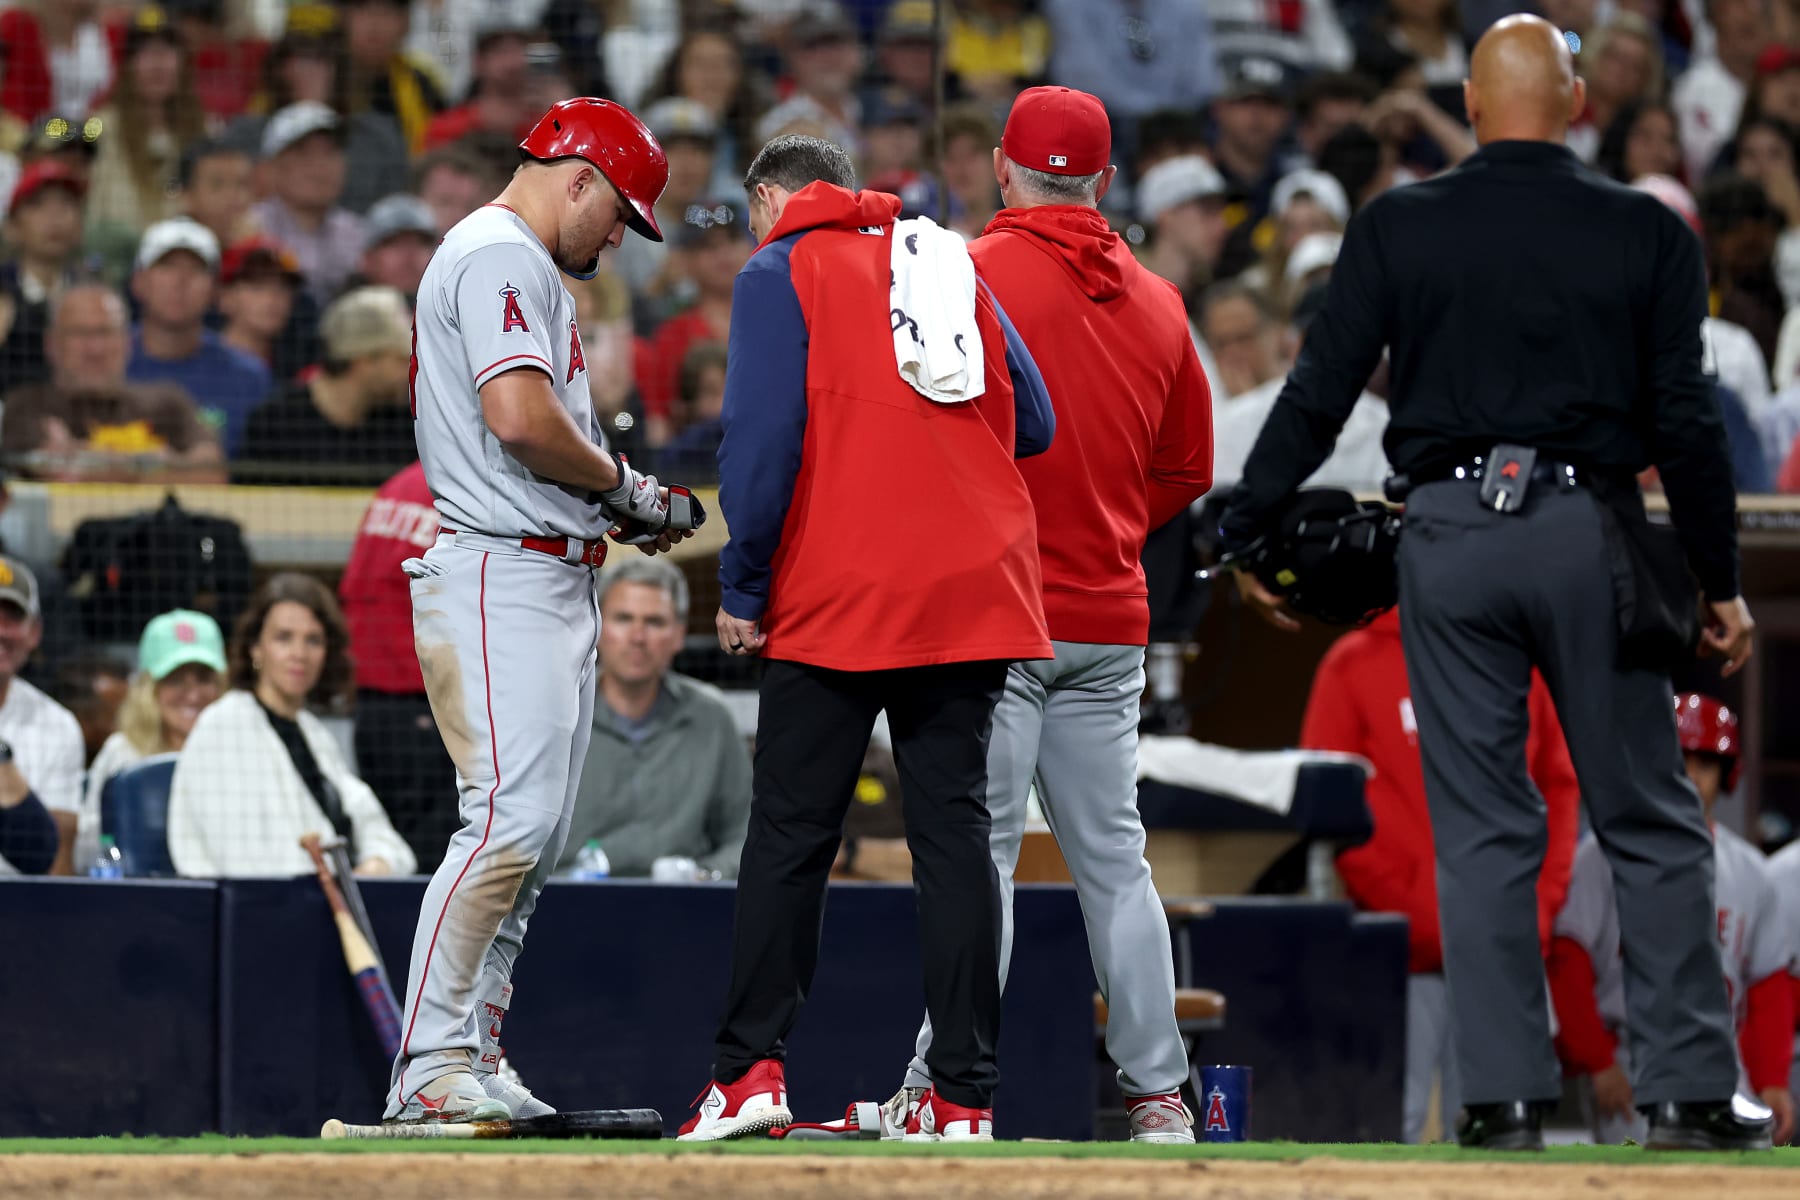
[
  {"xmin": 680, "ymin": 134, "xmax": 1054, "ymax": 1143},
  {"xmin": 1302, "ymin": 607, "xmax": 1580, "ymax": 1143},
  {"xmin": 887, "ymin": 85, "xmax": 1213, "ymax": 1144}
]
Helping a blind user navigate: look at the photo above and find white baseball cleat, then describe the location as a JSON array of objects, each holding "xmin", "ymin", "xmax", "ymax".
[
  {"xmin": 677, "ymin": 1058, "xmax": 792, "ymax": 1141},
  {"xmin": 880, "ymin": 1085, "xmax": 927, "ymax": 1141},
  {"xmin": 481, "ymin": 1055, "xmax": 553, "ymax": 1119},
  {"xmin": 1127, "ymin": 1092, "xmax": 1196, "ymax": 1143},
  {"xmin": 385, "ymin": 1070, "xmax": 511, "ymax": 1125},
  {"xmin": 473, "ymin": 980, "xmax": 553, "ymax": 1118}
]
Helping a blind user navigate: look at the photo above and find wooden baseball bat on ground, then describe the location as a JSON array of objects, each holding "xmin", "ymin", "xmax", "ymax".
[
  {"xmin": 302, "ymin": 833, "xmax": 404, "ymax": 1062},
  {"xmin": 320, "ymin": 1108, "xmax": 664, "ymax": 1140}
]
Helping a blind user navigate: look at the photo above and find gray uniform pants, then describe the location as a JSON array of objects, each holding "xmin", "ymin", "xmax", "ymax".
[
  {"xmin": 1397, "ymin": 480, "xmax": 1737, "ymax": 1106},
  {"xmin": 1404, "ymin": 973, "xmax": 1460, "ymax": 1143},
  {"xmin": 906, "ymin": 641, "xmax": 1189, "ymax": 1098}
]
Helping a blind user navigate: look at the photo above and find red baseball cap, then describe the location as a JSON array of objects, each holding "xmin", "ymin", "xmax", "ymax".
[
  {"xmin": 1001, "ymin": 86, "xmax": 1111, "ymax": 176},
  {"xmin": 221, "ymin": 236, "xmax": 302, "ymax": 286},
  {"xmin": 9, "ymin": 161, "xmax": 85, "ymax": 215}
]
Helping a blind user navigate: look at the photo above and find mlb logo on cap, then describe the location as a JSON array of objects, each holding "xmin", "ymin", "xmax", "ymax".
[{"xmin": 1049, "ymin": 154, "xmax": 1068, "ymax": 167}]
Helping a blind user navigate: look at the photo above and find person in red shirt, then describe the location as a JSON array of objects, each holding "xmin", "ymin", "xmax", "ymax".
[
  {"xmin": 632, "ymin": 198, "xmax": 748, "ymax": 442},
  {"xmin": 681, "ymin": 133, "xmax": 1053, "ymax": 1144},
  {"xmin": 338, "ymin": 460, "xmax": 456, "ymax": 872},
  {"xmin": 1301, "ymin": 607, "xmax": 1580, "ymax": 1143},
  {"xmin": 887, "ymin": 84, "xmax": 1213, "ymax": 1145}
]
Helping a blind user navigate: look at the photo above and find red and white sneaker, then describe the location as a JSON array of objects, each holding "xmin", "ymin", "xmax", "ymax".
[
  {"xmin": 676, "ymin": 1058, "xmax": 793, "ymax": 1141},
  {"xmin": 1127, "ymin": 1092, "xmax": 1196, "ymax": 1143},
  {"xmin": 902, "ymin": 1088, "xmax": 993, "ymax": 1142}
]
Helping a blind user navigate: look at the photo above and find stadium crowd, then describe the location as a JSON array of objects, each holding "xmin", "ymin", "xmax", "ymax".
[{"xmin": 0, "ymin": 0, "xmax": 1794, "ymax": 1144}]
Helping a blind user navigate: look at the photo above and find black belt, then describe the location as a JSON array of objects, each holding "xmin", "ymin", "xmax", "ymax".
[{"xmin": 1407, "ymin": 455, "xmax": 1597, "ymax": 490}]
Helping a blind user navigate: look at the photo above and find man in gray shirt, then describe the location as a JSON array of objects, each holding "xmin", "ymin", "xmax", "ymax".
[{"xmin": 558, "ymin": 557, "xmax": 750, "ymax": 879}]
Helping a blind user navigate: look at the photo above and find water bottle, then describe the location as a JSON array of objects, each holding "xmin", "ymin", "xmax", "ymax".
[
  {"xmin": 88, "ymin": 835, "xmax": 124, "ymax": 880},
  {"xmin": 570, "ymin": 839, "xmax": 610, "ymax": 880}
]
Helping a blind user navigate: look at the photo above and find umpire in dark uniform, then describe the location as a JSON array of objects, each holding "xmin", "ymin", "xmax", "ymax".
[{"xmin": 1220, "ymin": 16, "xmax": 1771, "ymax": 1151}]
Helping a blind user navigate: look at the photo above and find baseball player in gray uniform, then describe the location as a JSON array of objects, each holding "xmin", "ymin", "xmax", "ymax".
[
  {"xmin": 384, "ymin": 98, "xmax": 687, "ymax": 1125},
  {"xmin": 1769, "ymin": 841, "xmax": 1800, "ymax": 1104},
  {"xmin": 1550, "ymin": 694, "xmax": 1797, "ymax": 1145}
]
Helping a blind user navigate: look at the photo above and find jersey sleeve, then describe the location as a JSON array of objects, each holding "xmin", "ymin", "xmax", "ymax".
[
  {"xmin": 1743, "ymin": 859, "xmax": 1794, "ymax": 986},
  {"xmin": 451, "ymin": 244, "xmax": 563, "ymax": 391},
  {"xmin": 1553, "ymin": 836, "xmax": 1615, "ymax": 952}
]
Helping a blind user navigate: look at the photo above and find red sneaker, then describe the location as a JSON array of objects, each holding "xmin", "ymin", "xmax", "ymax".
[
  {"xmin": 676, "ymin": 1058, "xmax": 792, "ymax": 1141},
  {"xmin": 902, "ymin": 1088, "xmax": 993, "ymax": 1142}
]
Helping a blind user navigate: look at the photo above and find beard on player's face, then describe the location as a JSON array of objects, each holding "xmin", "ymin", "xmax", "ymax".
[{"xmin": 553, "ymin": 176, "xmax": 626, "ymax": 273}]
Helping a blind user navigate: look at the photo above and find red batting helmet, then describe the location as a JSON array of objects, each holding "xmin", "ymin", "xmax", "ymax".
[
  {"xmin": 518, "ymin": 97, "xmax": 668, "ymax": 243},
  {"xmin": 1675, "ymin": 693, "xmax": 1741, "ymax": 790}
]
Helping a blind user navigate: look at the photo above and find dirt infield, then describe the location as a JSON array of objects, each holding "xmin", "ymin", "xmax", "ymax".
[{"xmin": 7, "ymin": 1152, "xmax": 1800, "ymax": 1200}]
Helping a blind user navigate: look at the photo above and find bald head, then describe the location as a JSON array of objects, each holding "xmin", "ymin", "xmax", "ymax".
[{"xmin": 1465, "ymin": 15, "xmax": 1586, "ymax": 144}]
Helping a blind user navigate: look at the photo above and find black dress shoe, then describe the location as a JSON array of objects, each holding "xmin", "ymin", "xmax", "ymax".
[
  {"xmin": 1456, "ymin": 1101, "xmax": 1546, "ymax": 1150},
  {"xmin": 1643, "ymin": 1099, "xmax": 1774, "ymax": 1151}
]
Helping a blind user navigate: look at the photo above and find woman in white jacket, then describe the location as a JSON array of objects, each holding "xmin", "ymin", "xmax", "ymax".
[{"xmin": 168, "ymin": 572, "xmax": 414, "ymax": 878}]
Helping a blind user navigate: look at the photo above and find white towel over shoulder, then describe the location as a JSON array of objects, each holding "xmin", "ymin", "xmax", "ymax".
[{"xmin": 888, "ymin": 216, "xmax": 985, "ymax": 404}]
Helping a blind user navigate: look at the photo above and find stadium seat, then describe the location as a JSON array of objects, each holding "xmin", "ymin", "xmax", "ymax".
[{"xmin": 100, "ymin": 753, "xmax": 181, "ymax": 878}]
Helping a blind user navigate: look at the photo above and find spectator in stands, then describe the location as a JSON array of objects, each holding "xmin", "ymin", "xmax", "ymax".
[
  {"xmin": 83, "ymin": 7, "xmax": 209, "ymax": 251},
  {"xmin": 1132, "ymin": 107, "xmax": 1210, "ymax": 173},
  {"xmin": 357, "ymin": 194, "xmax": 437, "ymax": 300},
  {"xmin": 1594, "ymin": 100, "xmax": 1687, "ymax": 181},
  {"xmin": 341, "ymin": 0, "xmax": 446, "ymax": 154},
  {"xmin": 339, "ymin": 460, "xmax": 455, "ymax": 873},
  {"xmin": 757, "ymin": 7, "xmax": 865, "ymax": 158},
  {"xmin": 4, "ymin": 283, "xmax": 224, "ymax": 481},
  {"xmin": 647, "ymin": 23, "xmax": 759, "ymax": 198},
  {"xmin": 636, "ymin": 200, "xmax": 748, "ymax": 444},
  {"xmin": 1358, "ymin": 0, "xmax": 1471, "ymax": 114},
  {"xmin": 238, "ymin": 285, "xmax": 415, "ymax": 485},
  {"xmin": 251, "ymin": 102, "xmax": 368, "ymax": 307},
  {"xmin": 1198, "ymin": 281, "xmax": 1284, "ymax": 401},
  {"xmin": 1317, "ymin": 122, "xmax": 1400, "ymax": 213},
  {"xmin": 944, "ymin": 0, "xmax": 1053, "ymax": 102},
  {"xmin": 171, "ymin": 0, "xmax": 263, "ymax": 121},
  {"xmin": 874, "ymin": 1, "xmax": 942, "ymax": 106},
  {"xmin": 1701, "ymin": 172, "xmax": 1788, "ymax": 361},
  {"xmin": 1044, "ymin": 0, "xmax": 1220, "ymax": 141},
  {"xmin": 863, "ymin": 89, "xmax": 928, "ymax": 179},
  {"xmin": 658, "ymin": 341, "xmax": 728, "ymax": 479},
  {"xmin": 1728, "ymin": 115, "xmax": 1800, "ymax": 306},
  {"xmin": 937, "ymin": 103, "xmax": 1003, "ymax": 239},
  {"xmin": 615, "ymin": 98, "xmax": 721, "ymax": 297},
  {"xmin": 168, "ymin": 572, "xmax": 415, "ymax": 879},
  {"xmin": 1302, "ymin": 607, "xmax": 1579, "ymax": 1144},
  {"xmin": 1207, "ymin": 282, "xmax": 1389, "ymax": 494},
  {"xmin": 231, "ymin": 20, "xmax": 410, "ymax": 214},
  {"xmin": 1549, "ymin": 695, "xmax": 1795, "ymax": 1145},
  {"xmin": 1243, "ymin": 169, "xmax": 1348, "ymax": 308},
  {"xmin": 217, "ymin": 237, "xmax": 307, "ymax": 376},
  {"xmin": 571, "ymin": 268, "xmax": 642, "ymax": 454},
  {"xmin": 1135, "ymin": 155, "xmax": 1229, "ymax": 302},
  {"xmin": 413, "ymin": 143, "xmax": 498, "ymax": 234},
  {"xmin": 0, "ymin": 1, "xmax": 112, "ymax": 127},
  {"xmin": 49, "ymin": 649, "xmax": 128, "ymax": 766},
  {"xmin": 127, "ymin": 218, "xmax": 270, "ymax": 457},
  {"xmin": 1673, "ymin": 0, "xmax": 1770, "ymax": 181},
  {"xmin": 1569, "ymin": 14, "xmax": 1668, "ymax": 163},
  {"xmin": 75, "ymin": 609, "xmax": 224, "ymax": 869},
  {"xmin": 557, "ymin": 558, "xmax": 750, "ymax": 880},
  {"xmin": 1293, "ymin": 72, "xmax": 1378, "ymax": 165},
  {"xmin": 177, "ymin": 140, "xmax": 256, "ymax": 250},
  {"xmin": 1211, "ymin": 58, "xmax": 1296, "ymax": 222},
  {"xmin": 1741, "ymin": 44, "xmax": 1800, "ymax": 132},
  {"xmin": 1362, "ymin": 73, "xmax": 1479, "ymax": 170},
  {"xmin": 1207, "ymin": 0, "xmax": 1352, "ymax": 80},
  {"xmin": 420, "ymin": 26, "xmax": 534, "ymax": 151},
  {"xmin": 0, "ymin": 555, "xmax": 85, "ymax": 876},
  {"xmin": 0, "ymin": 162, "xmax": 88, "ymax": 392}
]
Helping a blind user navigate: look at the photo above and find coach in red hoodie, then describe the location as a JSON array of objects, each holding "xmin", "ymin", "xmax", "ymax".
[
  {"xmin": 892, "ymin": 86, "xmax": 1215, "ymax": 1145},
  {"xmin": 681, "ymin": 133, "xmax": 1055, "ymax": 1143},
  {"xmin": 1301, "ymin": 607, "xmax": 1580, "ymax": 1143}
]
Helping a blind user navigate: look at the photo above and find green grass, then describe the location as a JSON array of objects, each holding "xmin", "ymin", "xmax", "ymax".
[{"xmin": 0, "ymin": 1136, "xmax": 1797, "ymax": 1165}]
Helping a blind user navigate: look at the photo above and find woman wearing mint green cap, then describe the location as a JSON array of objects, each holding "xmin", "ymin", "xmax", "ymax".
[{"xmin": 75, "ymin": 609, "xmax": 226, "ymax": 866}]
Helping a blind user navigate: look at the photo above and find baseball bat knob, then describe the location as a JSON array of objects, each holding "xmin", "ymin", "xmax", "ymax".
[{"xmin": 321, "ymin": 1118, "xmax": 347, "ymax": 1140}]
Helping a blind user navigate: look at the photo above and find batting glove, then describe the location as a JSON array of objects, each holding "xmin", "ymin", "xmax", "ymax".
[{"xmin": 598, "ymin": 452, "xmax": 668, "ymax": 529}]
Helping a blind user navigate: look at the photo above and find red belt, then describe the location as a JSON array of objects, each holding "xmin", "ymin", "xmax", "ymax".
[{"xmin": 441, "ymin": 528, "xmax": 608, "ymax": 567}]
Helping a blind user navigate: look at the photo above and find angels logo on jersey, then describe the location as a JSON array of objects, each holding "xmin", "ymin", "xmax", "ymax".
[
  {"xmin": 500, "ymin": 284, "xmax": 530, "ymax": 333},
  {"xmin": 567, "ymin": 318, "xmax": 587, "ymax": 383}
]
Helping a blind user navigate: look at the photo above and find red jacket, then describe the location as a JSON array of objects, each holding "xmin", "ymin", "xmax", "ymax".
[
  {"xmin": 716, "ymin": 184, "xmax": 1052, "ymax": 671},
  {"xmin": 339, "ymin": 461, "xmax": 438, "ymax": 694},
  {"xmin": 968, "ymin": 206, "xmax": 1213, "ymax": 646},
  {"xmin": 1300, "ymin": 608, "xmax": 1581, "ymax": 973}
]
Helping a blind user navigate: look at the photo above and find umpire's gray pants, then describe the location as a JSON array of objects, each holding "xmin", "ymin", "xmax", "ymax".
[
  {"xmin": 1398, "ymin": 481, "xmax": 1737, "ymax": 1106},
  {"xmin": 906, "ymin": 642, "xmax": 1189, "ymax": 1098}
]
